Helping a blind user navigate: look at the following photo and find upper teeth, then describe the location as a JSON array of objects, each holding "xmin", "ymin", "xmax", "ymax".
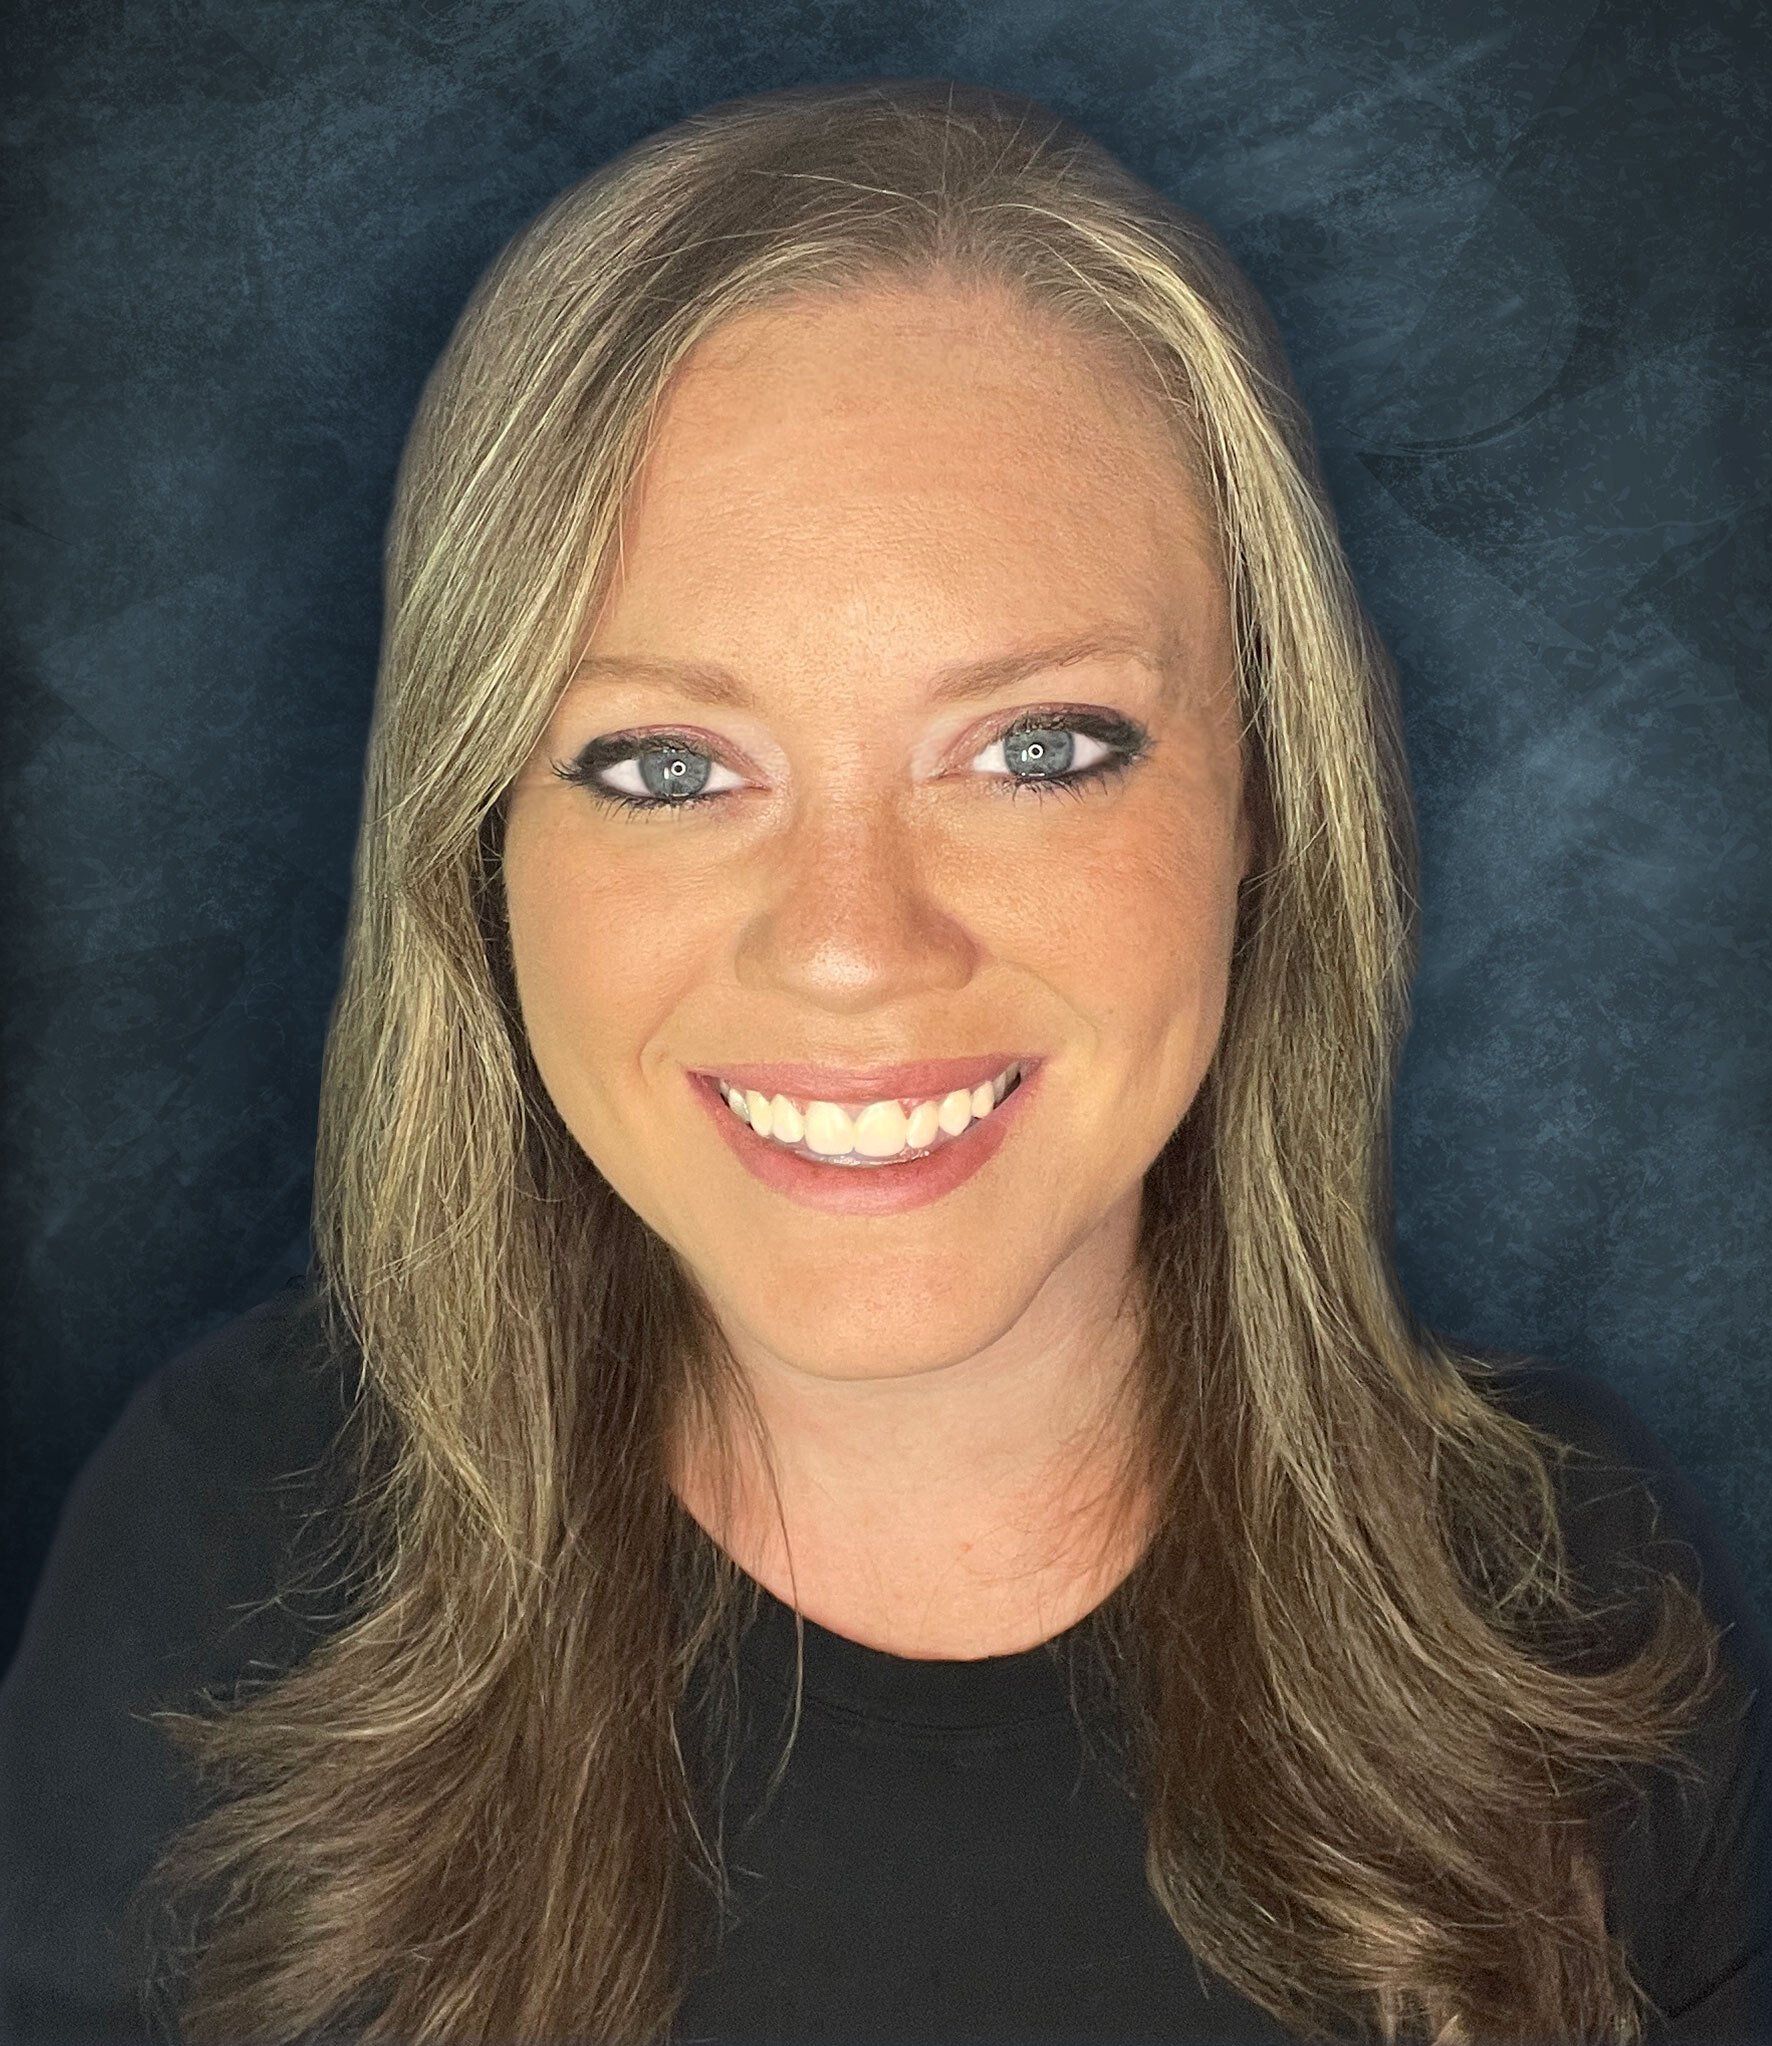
[{"xmin": 715, "ymin": 1060, "xmax": 1024, "ymax": 1161}]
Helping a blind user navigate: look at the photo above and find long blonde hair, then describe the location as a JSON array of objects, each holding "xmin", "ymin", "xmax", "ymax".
[{"xmin": 127, "ymin": 78, "xmax": 1729, "ymax": 2043}]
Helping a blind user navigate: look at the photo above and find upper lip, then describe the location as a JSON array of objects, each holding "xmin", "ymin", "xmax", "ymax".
[{"xmin": 693, "ymin": 1053, "xmax": 1038, "ymax": 1102}]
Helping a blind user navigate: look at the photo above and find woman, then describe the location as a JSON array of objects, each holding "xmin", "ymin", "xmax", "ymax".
[{"xmin": 2, "ymin": 77, "xmax": 1765, "ymax": 2046}]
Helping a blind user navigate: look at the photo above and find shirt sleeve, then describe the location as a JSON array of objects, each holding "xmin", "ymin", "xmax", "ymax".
[
  {"xmin": 1510, "ymin": 1365, "xmax": 1772, "ymax": 2044},
  {"xmin": 0, "ymin": 1282, "xmax": 349, "ymax": 2046}
]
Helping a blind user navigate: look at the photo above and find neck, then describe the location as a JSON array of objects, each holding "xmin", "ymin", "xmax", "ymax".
[{"xmin": 667, "ymin": 1326, "xmax": 1153, "ymax": 1661}]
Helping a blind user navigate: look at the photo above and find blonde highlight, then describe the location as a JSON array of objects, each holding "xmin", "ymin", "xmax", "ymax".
[{"xmin": 124, "ymin": 79, "xmax": 1729, "ymax": 2045}]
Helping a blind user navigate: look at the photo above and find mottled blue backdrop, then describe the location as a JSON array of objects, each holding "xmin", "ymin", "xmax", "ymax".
[{"xmin": 2, "ymin": 0, "xmax": 1767, "ymax": 1674}]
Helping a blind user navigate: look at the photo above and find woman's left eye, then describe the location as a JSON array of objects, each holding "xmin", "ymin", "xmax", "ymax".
[{"xmin": 551, "ymin": 708, "xmax": 1153, "ymax": 818}]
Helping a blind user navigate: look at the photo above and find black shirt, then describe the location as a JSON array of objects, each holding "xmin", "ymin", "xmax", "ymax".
[{"xmin": 3, "ymin": 1279, "xmax": 1768, "ymax": 2043}]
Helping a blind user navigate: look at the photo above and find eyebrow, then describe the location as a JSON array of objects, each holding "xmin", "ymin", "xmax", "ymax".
[{"xmin": 564, "ymin": 628, "xmax": 1177, "ymax": 710}]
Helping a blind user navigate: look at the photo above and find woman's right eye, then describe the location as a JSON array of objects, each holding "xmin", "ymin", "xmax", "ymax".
[{"xmin": 551, "ymin": 735, "xmax": 742, "ymax": 817}]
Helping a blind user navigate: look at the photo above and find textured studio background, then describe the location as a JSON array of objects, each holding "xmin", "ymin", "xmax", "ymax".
[{"xmin": 2, "ymin": 0, "xmax": 1768, "ymax": 1676}]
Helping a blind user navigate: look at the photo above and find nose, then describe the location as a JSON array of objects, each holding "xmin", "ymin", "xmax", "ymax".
[{"xmin": 729, "ymin": 796, "xmax": 978, "ymax": 1010}]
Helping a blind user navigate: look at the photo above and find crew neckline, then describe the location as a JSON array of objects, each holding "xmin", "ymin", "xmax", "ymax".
[
  {"xmin": 667, "ymin": 1493, "xmax": 1137, "ymax": 1731},
  {"xmin": 736, "ymin": 1571, "xmax": 1100, "ymax": 1729}
]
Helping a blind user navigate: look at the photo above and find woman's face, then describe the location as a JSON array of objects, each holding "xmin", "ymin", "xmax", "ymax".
[{"xmin": 502, "ymin": 277, "xmax": 1252, "ymax": 1395}]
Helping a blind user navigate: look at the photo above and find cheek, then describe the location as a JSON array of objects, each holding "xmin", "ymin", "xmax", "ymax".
[
  {"xmin": 503, "ymin": 825, "xmax": 629, "ymax": 1069},
  {"xmin": 1017, "ymin": 824, "xmax": 1239, "ymax": 1122},
  {"xmin": 503, "ymin": 827, "xmax": 733, "ymax": 1096},
  {"xmin": 1009, "ymin": 819, "xmax": 1235, "ymax": 994}
]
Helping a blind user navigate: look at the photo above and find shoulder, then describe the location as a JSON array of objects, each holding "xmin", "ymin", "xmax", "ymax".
[
  {"xmin": 0, "ymin": 1278, "xmax": 359, "ymax": 2040},
  {"xmin": 1481, "ymin": 1359, "xmax": 1767, "ymax": 1659},
  {"xmin": 9, "ymin": 1275, "xmax": 360, "ymax": 1692},
  {"xmin": 130, "ymin": 1272, "xmax": 354, "ymax": 1483},
  {"xmin": 1481, "ymin": 1359, "xmax": 1771, "ymax": 2035}
]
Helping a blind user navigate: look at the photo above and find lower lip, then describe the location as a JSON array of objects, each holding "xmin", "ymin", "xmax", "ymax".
[{"xmin": 684, "ymin": 1062, "xmax": 1043, "ymax": 1216}]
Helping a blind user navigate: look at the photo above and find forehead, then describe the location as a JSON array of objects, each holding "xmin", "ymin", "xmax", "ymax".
[{"xmin": 592, "ymin": 284, "xmax": 1221, "ymax": 649}]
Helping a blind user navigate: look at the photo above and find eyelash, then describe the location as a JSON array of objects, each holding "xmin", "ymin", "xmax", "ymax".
[{"xmin": 549, "ymin": 708, "xmax": 1153, "ymax": 819}]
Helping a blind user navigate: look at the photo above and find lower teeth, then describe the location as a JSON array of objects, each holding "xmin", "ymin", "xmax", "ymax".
[{"xmin": 809, "ymin": 1147, "xmax": 934, "ymax": 1168}]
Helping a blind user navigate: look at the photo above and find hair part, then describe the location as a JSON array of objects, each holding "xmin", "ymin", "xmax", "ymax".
[{"xmin": 126, "ymin": 78, "xmax": 1729, "ymax": 2045}]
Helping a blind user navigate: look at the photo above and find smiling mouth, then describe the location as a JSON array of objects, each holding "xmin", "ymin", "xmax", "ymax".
[{"xmin": 703, "ymin": 1059, "xmax": 1028, "ymax": 1167}]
